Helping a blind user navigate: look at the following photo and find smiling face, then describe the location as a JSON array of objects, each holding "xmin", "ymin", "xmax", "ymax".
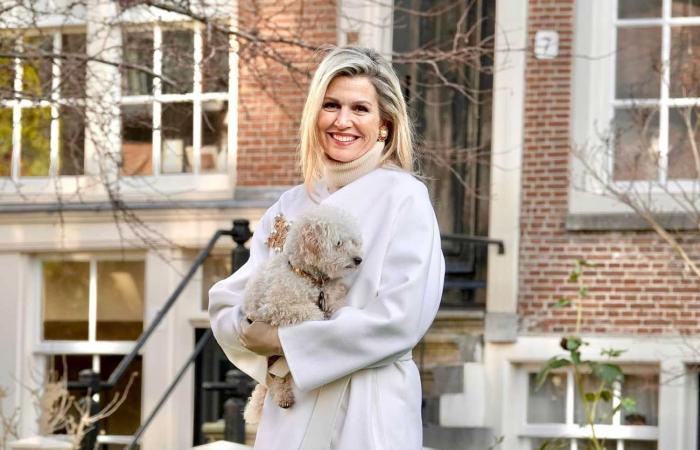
[{"xmin": 316, "ymin": 75, "xmax": 385, "ymax": 163}]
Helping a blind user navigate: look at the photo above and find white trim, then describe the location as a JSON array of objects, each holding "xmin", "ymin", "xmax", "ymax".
[
  {"xmin": 153, "ymin": 24, "xmax": 163, "ymax": 176},
  {"xmin": 193, "ymin": 23, "xmax": 203, "ymax": 175},
  {"xmin": 486, "ymin": 0, "xmax": 527, "ymax": 314},
  {"xmin": 88, "ymin": 259, "xmax": 97, "ymax": 342},
  {"xmin": 337, "ymin": 0, "xmax": 392, "ymax": 55}
]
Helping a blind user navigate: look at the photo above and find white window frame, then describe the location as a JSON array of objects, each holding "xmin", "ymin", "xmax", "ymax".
[
  {"xmin": 0, "ymin": 3, "xmax": 239, "ymax": 202},
  {"xmin": 570, "ymin": 0, "xmax": 700, "ymax": 216},
  {"xmin": 33, "ymin": 253, "xmax": 146, "ymax": 444},
  {"xmin": 518, "ymin": 364, "xmax": 660, "ymax": 450}
]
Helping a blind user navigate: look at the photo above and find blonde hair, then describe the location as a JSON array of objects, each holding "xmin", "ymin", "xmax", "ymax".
[{"xmin": 299, "ymin": 46, "xmax": 415, "ymax": 189}]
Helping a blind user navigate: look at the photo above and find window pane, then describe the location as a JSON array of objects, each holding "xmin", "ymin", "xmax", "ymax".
[
  {"xmin": 201, "ymin": 100, "xmax": 228, "ymax": 173},
  {"xmin": 527, "ymin": 373, "xmax": 566, "ymax": 423},
  {"xmin": 100, "ymin": 355, "xmax": 142, "ymax": 437},
  {"xmin": 625, "ymin": 441, "xmax": 657, "ymax": 450},
  {"xmin": 576, "ymin": 440, "xmax": 616, "ymax": 450},
  {"xmin": 60, "ymin": 33, "xmax": 86, "ymax": 99},
  {"xmin": 574, "ymin": 375, "xmax": 613, "ymax": 425},
  {"xmin": 613, "ymin": 108, "xmax": 659, "ymax": 181},
  {"xmin": 96, "ymin": 260, "xmax": 144, "ymax": 341},
  {"xmin": 530, "ymin": 438, "xmax": 569, "ymax": 450},
  {"xmin": 616, "ymin": 27, "xmax": 661, "ymax": 99},
  {"xmin": 622, "ymin": 374, "xmax": 659, "ymax": 426},
  {"xmin": 21, "ymin": 107, "xmax": 51, "ymax": 176},
  {"xmin": 618, "ymin": 0, "xmax": 662, "ymax": 18},
  {"xmin": 42, "ymin": 261, "xmax": 89, "ymax": 340},
  {"xmin": 673, "ymin": 0, "xmax": 700, "ymax": 17},
  {"xmin": 162, "ymin": 29, "xmax": 193, "ymax": 94},
  {"xmin": 0, "ymin": 108, "xmax": 11, "ymax": 176},
  {"xmin": 161, "ymin": 102, "xmax": 193, "ymax": 173},
  {"xmin": 59, "ymin": 106, "xmax": 85, "ymax": 175},
  {"xmin": 121, "ymin": 104, "xmax": 153, "ymax": 176},
  {"xmin": 0, "ymin": 39, "xmax": 14, "ymax": 99},
  {"xmin": 201, "ymin": 254, "xmax": 231, "ymax": 310},
  {"xmin": 122, "ymin": 31, "xmax": 153, "ymax": 96},
  {"xmin": 668, "ymin": 107, "xmax": 700, "ymax": 179},
  {"xmin": 47, "ymin": 354, "xmax": 92, "ymax": 432},
  {"xmin": 670, "ymin": 26, "xmax": 700, "ymax": 98},
  {"xmin": 202, "ymin": 27, "xmax": 229, "ymax": 93},
  {"xmin": 23, "ymin": 35, "xmax": 53, "ymax": 99}
]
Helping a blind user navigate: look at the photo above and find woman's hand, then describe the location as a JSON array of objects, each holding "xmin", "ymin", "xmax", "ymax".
[{"xmin": 238, "ymin": 320, "xmax": 283, "ymax": 356}]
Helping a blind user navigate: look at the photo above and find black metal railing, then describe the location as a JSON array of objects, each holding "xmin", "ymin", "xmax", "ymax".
[{"xmin": 440, "ymin": 233, "xmax": 505, "ymax": 308}]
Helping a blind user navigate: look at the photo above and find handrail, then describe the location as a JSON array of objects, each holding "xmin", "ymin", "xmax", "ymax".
[
  {"xmin": 125, "ymin": 329, "xmax": 215, "ymax": 450},
  {"xmin": 440, "ymin": 233, "xmax": 505, "ymax": 255}
]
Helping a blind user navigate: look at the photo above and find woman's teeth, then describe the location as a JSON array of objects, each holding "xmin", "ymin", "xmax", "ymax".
[{"xmin": 332, "ymin": 134, "xmax": 357, "ymax": 142}]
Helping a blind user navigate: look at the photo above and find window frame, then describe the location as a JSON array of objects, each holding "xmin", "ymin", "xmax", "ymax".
[
  {"xmin": 569, "ymin": 0, "xmax": 700, "ymax": 216},
  {"xmin": 0, "ymin": 4, "xmax": 238, "ymax": 201},
  {"xmin": 518, "ymin": 364, "xmax": 660, "ymax": 449},
  {"xmin": 33, "ymin": 253, "xmax": 146, "ymax": 444}
]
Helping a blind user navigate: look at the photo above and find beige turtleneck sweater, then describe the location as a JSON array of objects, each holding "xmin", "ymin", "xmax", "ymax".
[{"xmin": 322, "ymin": 141, "xmax": 385, "ymax": 192}]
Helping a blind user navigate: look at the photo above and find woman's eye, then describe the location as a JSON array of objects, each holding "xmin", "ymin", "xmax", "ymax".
[
  {"xmin": 322, "ymin": 102, "xmax": 339, "ymax": 110},
  {"xmin": 354, "ymin": 105, "xmax": 368, "ymax": 113}
]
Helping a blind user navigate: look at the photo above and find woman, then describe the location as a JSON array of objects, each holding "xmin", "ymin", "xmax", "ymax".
[{"xmin": 209, "ymin": 46, "xmax": 445, "ymax": 450}]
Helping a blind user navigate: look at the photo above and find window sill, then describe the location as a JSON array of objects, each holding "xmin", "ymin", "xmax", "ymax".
[
  {"xmin": 0, "ymin": 173, "xmax": 237, "ymax": 204},
  {"xmin": 566, "ymin": 212, "xmax": 697, "ymax": 231}
]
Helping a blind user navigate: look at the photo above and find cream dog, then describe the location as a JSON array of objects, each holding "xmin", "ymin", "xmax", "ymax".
[{"xmin": 242, "ymin": 205, "xmax": 363, "ymax": 423}]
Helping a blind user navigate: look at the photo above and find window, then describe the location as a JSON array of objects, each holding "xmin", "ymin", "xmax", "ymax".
[
  {"xmin": 521, "ymin": 368, "xmax": 659, "ymax": 450},
  {"xmin": 39, "ymin": 257, "xmax": 145, "ymax": 445},
  {"xmin": 612, "ymin": 0, "xmax": 700, "ymax": 183},
  {"xmin": 0, "ymin": 31, "xmax": 87, "ymax": 178},
  {"xmin": 120, "ymin": 23, "xmax": 230, "ymax": 177},
  {"xmin": 570, "ymin": 0, "xmax": 700, "ymax": 216},
  {"xmin": 0, "ymin": 19, "xmax": 232, "ymax": 184}
]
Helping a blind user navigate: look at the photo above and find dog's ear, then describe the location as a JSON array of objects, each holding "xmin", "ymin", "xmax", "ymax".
[{"xmin": 299, "ymin": 221, "xmax": 323, "ymax": 259}]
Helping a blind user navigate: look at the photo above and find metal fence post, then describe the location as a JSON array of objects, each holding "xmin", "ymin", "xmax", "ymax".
[
  {"xmin": 230, "ymin": 220, "xmax": 252, "ymax": 272},
  {"xmin": 78, "ymin": 369, "xmax": 101, "ymax": 450}
]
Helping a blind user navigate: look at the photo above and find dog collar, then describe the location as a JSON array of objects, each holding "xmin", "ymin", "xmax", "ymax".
[
  {"xmin": 288, "ymin": 261, "xmax": 330, "ymax": 313},
  {"xmin": 287, "ymin": 261, "xmax": 329, "ymax": 288}
]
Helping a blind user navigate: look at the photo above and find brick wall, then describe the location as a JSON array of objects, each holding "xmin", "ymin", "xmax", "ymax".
[
  {"xmin": 236, "ymin": 0, "xmax": 337, "ymax": 186},
  {"xmin": 519, "ymin": 0, "xmax": 700, "ymax": 335}
]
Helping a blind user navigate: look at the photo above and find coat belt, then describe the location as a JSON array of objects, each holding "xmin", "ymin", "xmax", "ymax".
[{"xmin": 299, "ymin": 350, "xmax": 413, "ymax": 450}]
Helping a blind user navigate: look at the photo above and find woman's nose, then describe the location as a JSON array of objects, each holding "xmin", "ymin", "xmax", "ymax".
[{"xmin": 334, "ymin": 108, "xmax": 351, "ymax": 128}]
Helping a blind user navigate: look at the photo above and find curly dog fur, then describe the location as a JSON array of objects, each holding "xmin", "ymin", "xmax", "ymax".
[{"xmin": 242, "ymin": 205, "xmax": 363, "ymax": 423}]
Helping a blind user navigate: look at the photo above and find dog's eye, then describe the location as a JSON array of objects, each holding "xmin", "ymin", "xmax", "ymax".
[{"xmin": 336, "ymin": 240, "xmax": 343, "ymax": 247}]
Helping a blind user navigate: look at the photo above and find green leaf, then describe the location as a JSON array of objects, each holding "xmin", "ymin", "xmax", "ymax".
[
  {"xmin": 621, "ymin": 396, "xmax": 637, "ymax": 412},
  {"xmin": 601, "ymin": 348, "xmax": 627, "ymax": 358},
  {"xmin": 579, "ymin": 287, "xmax": 589, "ymax": 298},
  {"xmin": 571, "ymin": 350, "xmax": 582, "ymax": 365},
  {"xmin": 578, "ymin": 259, "xmax": 596, "ymax": 267},
  {"xmin": 535, "ymin": 357, "xmax": 571, "ymax": 389},
  {"xmin": 593, "ymin": 363, "xmax": 624, "ymax": 386},
  {"xmin": 584, "ymin": 392, "xmax": 596, "ymax": 403},
  {"xmin": 564, "ymin": 336, "xmax": 583, "ymax": 351},
  {"xmin": 568, "ymin": 271, "xmax": 580, "ymax": 282},
  {"xmin": 600, "ymin": 389, "xmax": 613, "ymax": 402},
  {"xmin": 555, "ymin": 297, "xmax": 571, "ymax": 308}
]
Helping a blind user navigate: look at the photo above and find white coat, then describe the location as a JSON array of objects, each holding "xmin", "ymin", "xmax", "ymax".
[{"xmin": 209, "ymin": 167, "xmax": 445, "ymax": 450}]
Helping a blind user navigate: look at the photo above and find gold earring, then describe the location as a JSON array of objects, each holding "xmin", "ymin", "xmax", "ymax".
[{"xmin": 377, "ymin": 126, "xmax": 388, "ymax": 142}]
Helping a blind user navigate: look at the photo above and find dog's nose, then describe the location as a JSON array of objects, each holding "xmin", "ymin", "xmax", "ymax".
[{"xmin": 353, "ymin": 257, "xmax": 362, "ymax": 265}]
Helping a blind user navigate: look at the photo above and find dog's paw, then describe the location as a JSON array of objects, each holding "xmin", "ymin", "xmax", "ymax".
[{"xmin": 277, "ymin": 397, "xmax": 294, "ymax": 409}]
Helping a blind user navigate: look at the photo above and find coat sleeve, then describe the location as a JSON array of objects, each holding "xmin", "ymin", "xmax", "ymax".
[
  {"xmin": 208, "ymin": 202, "xmax": 279, "ymax": 385},
  {"xmin": 278, "ymin": 188, "xmax": 445, "ymax": 392}
]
